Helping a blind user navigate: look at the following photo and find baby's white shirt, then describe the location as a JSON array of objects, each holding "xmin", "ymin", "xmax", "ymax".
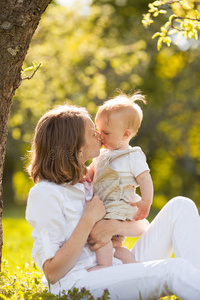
[{"xmin": 93, "ymin": 146, "xmax": 150, "ymax": 183}]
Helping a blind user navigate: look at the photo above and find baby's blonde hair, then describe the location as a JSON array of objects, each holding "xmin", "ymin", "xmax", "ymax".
[{"xmin": 95, "ymin": 91, "xmax": 146, "ymax": 137}]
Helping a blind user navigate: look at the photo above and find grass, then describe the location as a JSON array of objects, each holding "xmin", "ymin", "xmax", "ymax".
[
  {"xmin": 1, "ymin": 206, "xmax": 180, "ymax": 299},
  {"xmin": 2, "ymin": 218, "xmax": 33, "ymax": 272}
]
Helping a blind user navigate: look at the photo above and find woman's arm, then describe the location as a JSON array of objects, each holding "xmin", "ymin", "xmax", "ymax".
[
  {"xmin": 43, "ymin": 195, "xmax": 105, "ymax": 284},
  {"xmin": 88, "ymin": 218, "xmax": 149, "ymax": 251}
]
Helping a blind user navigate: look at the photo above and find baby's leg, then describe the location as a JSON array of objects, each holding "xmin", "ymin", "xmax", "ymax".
[
  {"xmin": 114, "ymin": 246, "xmax": 137, "ymax": 264},
  {"xmin": 87, "ymin": 241, "xmax": 113, "ymax": 272},
  {"xmin": 112, "ymin": 236, "xmax": 136, "ymax": 263}
]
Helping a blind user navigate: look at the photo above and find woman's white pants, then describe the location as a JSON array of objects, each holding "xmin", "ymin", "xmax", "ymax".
[{"xmin": 76, "ymin": 197, "xmax": 200, "ymax": 299}]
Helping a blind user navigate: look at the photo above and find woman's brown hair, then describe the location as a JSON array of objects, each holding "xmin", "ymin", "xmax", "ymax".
[{"xmin": 27, "ymin": 104, "xmax": 89, "ymax": 185}]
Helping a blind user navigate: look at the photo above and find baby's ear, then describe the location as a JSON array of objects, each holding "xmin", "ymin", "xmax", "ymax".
[{"xmin": 123, "ymin": 129, "xmax": 132, "ymax": 139}]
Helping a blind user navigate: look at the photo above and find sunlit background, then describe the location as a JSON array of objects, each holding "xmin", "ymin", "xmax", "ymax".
[
  {"xmin": 3, "ymin": 0, "xmax": 200, "ymax": 217},
  {"xmin": 57, "ymin": 0, "xmax": 92, "ymax": 15}
]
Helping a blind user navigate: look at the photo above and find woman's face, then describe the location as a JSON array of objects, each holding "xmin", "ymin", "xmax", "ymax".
[{"xmin": 80, "ymin": 117, "xmax": 102, "ymax": 163}]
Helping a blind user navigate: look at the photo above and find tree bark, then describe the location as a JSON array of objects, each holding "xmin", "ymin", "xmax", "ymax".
[{"xmin": 0, "ymin": 0, "xmax": 52, "ymax": 270}]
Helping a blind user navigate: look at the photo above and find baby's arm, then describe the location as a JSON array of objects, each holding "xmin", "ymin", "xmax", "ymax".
[{"xmin": 132, "ymin": 171, "xmax": 154, "ymax": 221}]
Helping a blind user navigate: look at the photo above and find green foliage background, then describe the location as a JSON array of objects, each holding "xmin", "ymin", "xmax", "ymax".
[
  {"xmin": 1, "ymin": 1, "xmax": 199, "ymax": 299},
  {"xmin": 2, "ymin": 0, "xmax": 200, "ymax": 213}
]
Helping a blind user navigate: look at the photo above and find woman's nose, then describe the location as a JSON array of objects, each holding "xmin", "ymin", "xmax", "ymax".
[{"xmin": 95, "ymin": 131, "xmax": 102, "ymax": 140}]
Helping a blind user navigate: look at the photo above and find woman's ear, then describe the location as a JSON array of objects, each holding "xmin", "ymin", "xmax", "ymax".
[
  {"xmin": 123, "ymin": 129, "xmax": 132, "ymax": 140},
  {"xmin": 77, "ymin": 150, "xmax": 84, "ymax": 161}
]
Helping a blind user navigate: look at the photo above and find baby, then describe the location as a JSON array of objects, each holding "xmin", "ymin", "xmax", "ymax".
[{"xmin": 87, "ymin": 92, "xmax": 153, "ymax": 270}]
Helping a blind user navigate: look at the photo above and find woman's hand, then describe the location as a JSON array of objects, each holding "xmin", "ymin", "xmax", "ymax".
[
  {"xmin": 88, "ymin": 219, "xmax": 117, "ymax": 250},
  {"xmin": 88, "ymin": 218, "xmax": 150, "ymax": 251},
  {"xmin": 84, "ymin": 195, "xmax": 106, "ymax": 226}
]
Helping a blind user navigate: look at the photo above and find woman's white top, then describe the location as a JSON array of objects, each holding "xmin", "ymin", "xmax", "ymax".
[{"xmin": 26, "ymin": 180, "xmax": 122, "ymax": 292}]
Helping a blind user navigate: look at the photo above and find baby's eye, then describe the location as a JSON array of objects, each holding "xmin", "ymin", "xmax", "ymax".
[{"xmin": 103, "ymin": 132, "xmax": 109, "ymax": 135}]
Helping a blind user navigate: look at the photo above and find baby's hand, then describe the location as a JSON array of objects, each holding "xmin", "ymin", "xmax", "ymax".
[
  {"xmin": 79, "ymin": 170, "xmax": 92, "ymax": 183},
  {"xmin": 131, "ymin": 200, "xmax": 151, "ymax": 221},
  {"xmin": 84, "ymin": 172, "xmax": 93, "ymax": 183}
]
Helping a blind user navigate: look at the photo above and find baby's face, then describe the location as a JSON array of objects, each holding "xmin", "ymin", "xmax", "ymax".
[{"xmin": 96, "ymin": 112, "xmax": 129, "ymax": 150}]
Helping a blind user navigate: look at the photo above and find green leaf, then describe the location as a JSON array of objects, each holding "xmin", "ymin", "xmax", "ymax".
[
  {"xmin": 152, "ymin": 32, "xmax": 161, "ymax": 39},
  {"xmin": 168, "ymin": 29, "xmax": 177, "ymax": 35},
  {"xmin": 152, "ymin": 1, "xmax": 162, "ymax": 6},
  {"xmin": 159, "ymin": 9, "xmax": 167, "ymax": 14},
  {"xmin": 169, "ymin": 14, "xmax": 176, "ymax": 22},
  {"xmin": 157, "ymin": 36, "xmax": 163, "ymax": 50},
  {"xmin": 21, "ymin": 66, "xmax": 35, "ymax": 74}
]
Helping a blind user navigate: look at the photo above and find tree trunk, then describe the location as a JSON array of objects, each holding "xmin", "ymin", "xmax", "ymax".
[{"xmin": 0, "ymin": 0, "xmax": 52, "ymax": 270}]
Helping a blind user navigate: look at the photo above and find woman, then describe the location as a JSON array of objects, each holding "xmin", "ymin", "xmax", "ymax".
[{"xmin": 26, "ymin": 103, "xmax": 200, "ymax": 299}]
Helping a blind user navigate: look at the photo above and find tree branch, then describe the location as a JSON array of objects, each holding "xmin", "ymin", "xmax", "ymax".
[{"xmin": 22, "ymin": 63, "xmax": 42, "ymax": 81}]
